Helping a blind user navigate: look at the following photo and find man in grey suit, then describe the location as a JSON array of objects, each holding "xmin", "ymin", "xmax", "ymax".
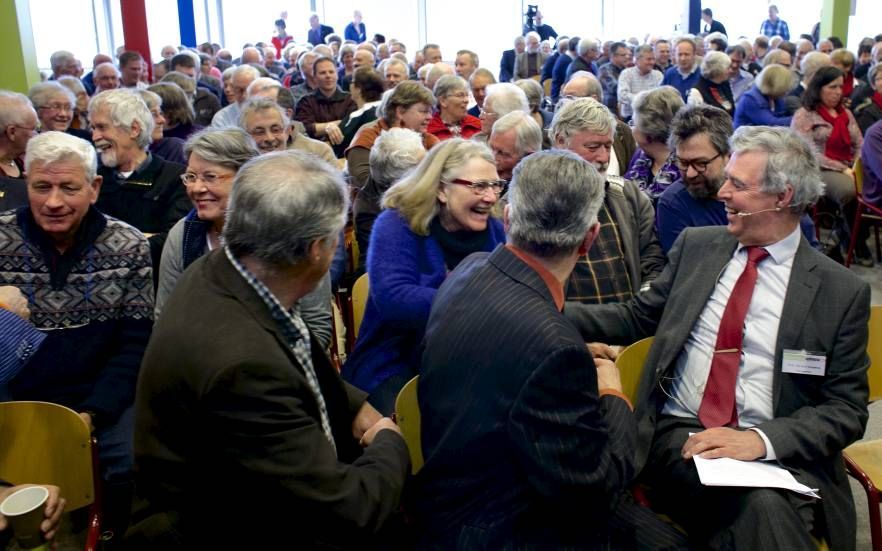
[{"xmin": 566, "ymin": 126, "xmax": 871, "ymax": 550}]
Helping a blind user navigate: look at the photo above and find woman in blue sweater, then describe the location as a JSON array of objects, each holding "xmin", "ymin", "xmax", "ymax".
[
  {"xmin": 734, "ymin": 64, "xmax": 794, "ymax": 129},
  {"xmin": 343, "ymin": 139, "xmax": 506, "ymax": 413}
]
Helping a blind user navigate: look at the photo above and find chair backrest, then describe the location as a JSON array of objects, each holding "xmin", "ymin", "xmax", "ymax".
[
  {"xmin": 855, "ymin": 157, "xmax": 864, "ymax": 195},
  {"xmin": 394, "ymin": 375, "xmax": 424, "ymax": 474},
  {"xmin": 869, "ymin": 305, "xmax": 882, "ymax": 402},
  {"xmin": 542, "ymin": 77, "xmax": 552, "ymax": 97},
  {"xmin": 351, "ymin": 273, "xmax": 369, "ymax": 339},
  {"xmin": 0, "ymin": 401, "xmax": 94, "ymax": 511},
  {"xmin": 615, "ymin": 337, "xmax": 654, "ymax": 403}
]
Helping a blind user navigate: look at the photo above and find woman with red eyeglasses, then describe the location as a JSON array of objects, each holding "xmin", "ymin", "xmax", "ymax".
[{"xmin": 343, "ymin": 139, "xmax": 506, "ymax": 414}]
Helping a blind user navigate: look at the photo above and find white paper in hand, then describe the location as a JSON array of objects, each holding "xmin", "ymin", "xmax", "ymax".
[{"xmin": 693, "ymin": 454, "xmax": 821, "ymax": 499}]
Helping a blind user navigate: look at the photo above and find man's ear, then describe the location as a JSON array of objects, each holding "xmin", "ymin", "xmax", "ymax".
[
  {"xmin": 502, "ymin": 204, "xmax": 511, "ymax": 234},
  {"xmin": 89, "ymin": 175, "xmax": 103, "ymax": 204},
  {"xmin": 578, "ymin": 221, "xmax": 601, "ymax": 256}
]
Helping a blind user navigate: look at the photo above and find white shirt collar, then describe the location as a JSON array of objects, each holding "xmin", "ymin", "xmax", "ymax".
[{"xmin": 735, "ymin": 224, "xmax": 801, "ymax": 265}]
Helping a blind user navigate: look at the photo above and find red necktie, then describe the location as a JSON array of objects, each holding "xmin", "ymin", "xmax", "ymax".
[{"xmin": 698, "ymin": 246, "xmax": 770, "ymax": 428}]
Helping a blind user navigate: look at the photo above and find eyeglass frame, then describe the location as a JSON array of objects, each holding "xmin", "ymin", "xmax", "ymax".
[
  {"xmin": 180, "ymin": 171, "xmax": 235, "ymax": 187},
  {"xmin": 38, "ymin": 103, "xmax": 74, "ymax": 113},
  {"xmin": 442, "ymin": 177, "xmax": 507, "ymax": 197},
  {"xmin": 673, "ymin": 151, "xmax": 723, "ymax": 174}
]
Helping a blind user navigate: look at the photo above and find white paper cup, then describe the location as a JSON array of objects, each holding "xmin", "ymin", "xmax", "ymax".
[{"xmin": 0, "ymin": 486, "xmax": 49, "ymax": 549}]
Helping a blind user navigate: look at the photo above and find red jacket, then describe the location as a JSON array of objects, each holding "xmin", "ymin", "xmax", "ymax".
[{"xmin": 426, "ymin": 113, "xmax": 482, "ymax": 141}]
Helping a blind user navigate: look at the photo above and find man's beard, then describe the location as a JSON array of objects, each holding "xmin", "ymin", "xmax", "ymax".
[
  {"xmin": 96, "ymin": 141, "xmax": 119, "ymax": 167},
  {"xmin": 685, "ymin": 172, "xmax": 724, "ymax": 200}
]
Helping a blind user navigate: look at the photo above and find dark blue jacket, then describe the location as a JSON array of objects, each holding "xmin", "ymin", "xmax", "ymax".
[
  {"xmin": 499, "ymin": 49, "xmax": 516, "ymax": 83},
  {"xmin": 733, "ymin": 85, "xmax": 792, "ymax": 129}
]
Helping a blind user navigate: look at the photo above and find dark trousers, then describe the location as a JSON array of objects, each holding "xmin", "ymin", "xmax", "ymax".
[{"xmin": 643, "ymin": 415, "xmax": 818, "ymax": 551}]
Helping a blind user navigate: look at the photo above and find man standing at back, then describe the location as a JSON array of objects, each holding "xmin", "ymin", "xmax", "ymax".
[
  {"xmin": 566, "ymin": 126, "xmax": 869, "ymax": 550},
  {"xmin": 760, "ymin": 5, "xmax": 790, "ymax": 40},
  {"xmin": 416, "ymin": 150, "xmax": 637, "ymax": 548}
]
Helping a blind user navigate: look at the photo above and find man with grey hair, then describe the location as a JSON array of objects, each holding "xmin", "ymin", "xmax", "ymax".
[
  {"xmin": 49, "ymin": 50, "xmax": 82, "ymax": 80},
  {"xmin": 290, "ymin": 51, "xmax": 319, "ymax": 106},
  {"xmin": 500, "ymin": 36, "xmax": 525, "ymax": 83},
  {"xmin": 617, "ymin": 44, "xmax": 663, "ymax": 120},
  {"xmin": 211, "ymin": 64, "xmax": 260, "ymax": 128},
  {"xmin": 0, "ymin": 131, "xmax": 153, "ymax": 544},
  {"xmin": 352, "ymin": 127, "xmax": 426, "ymax": 266},
  {"xmin": 0, "ymin": 91, "xmax": 39, "ymax": 188},
  {"xmin": 550, "ymin": 97, "xmax": 664, "ymax": 304},
  {"xmin": 567, "ymin": 125, "xmax": 868, "ymax": 551},
  {"xmin": 566, "ymin": 37, "xmax": 600, "ymax": 81},
  {"xmin": 93, "ymin": 62, "xmax": 122, "ymax": 93},
  {"xmin": 425, "ymin": 62, "xmax": 454, "ymax": 92},
  {"xmin": 477, "ymin": 82, "xmax": 529, "ymax": 140},
  {"xmin": 489, "ymin": 111, "xmax": 541, "ymax": 182},
  {"xmin": 134, "ymin": 150, "xmax": 409, "ymax": 549},
  {"xmin": 415, "ymin": 150, "xmax": 643, "ymax": 548},
  {"xmin": 90, "ymin": 89, "xmax": 187, "ymax": 270},
  {"xmin": 514, "ymin": 31, "xmax": 548, "ymax": 80},
  {"xmin": 560, "ymin": 73, "xmax": 638, "ymax": 176},
  {"xmin": 383, "ymin": 58, "xmax": 409, "ymax": 89}
]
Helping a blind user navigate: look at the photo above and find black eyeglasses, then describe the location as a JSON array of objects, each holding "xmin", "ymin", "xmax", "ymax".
[
  {"xmin": 444, "ymin": 178, "xmax": 507, "ymax": 196},
  {"xmin": 673, "ymin": 152, "xmax": 722, "ymax": 173}
]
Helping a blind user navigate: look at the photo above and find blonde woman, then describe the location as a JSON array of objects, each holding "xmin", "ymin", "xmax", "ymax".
[{"xmin": 342, "ymin": 139, "xmax": 506, "ymax": 413}]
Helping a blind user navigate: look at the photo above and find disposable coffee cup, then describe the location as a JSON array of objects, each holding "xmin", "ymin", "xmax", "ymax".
[{"xmin": 0, "ymin": 486, "xmax": 49, "ymax": 550}]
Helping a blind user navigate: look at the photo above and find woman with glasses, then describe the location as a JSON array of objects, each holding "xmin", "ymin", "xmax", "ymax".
[
  {"xmin": 154, "ymin": 128, "xmax": 259, "ymax": 317},
  {"xmin": 427, "ymin": 75, "xmax": 482, "ymax": 141},
  {"xmin": 28, "ymin": 81, "xmax": 90, "ymax": 141},
  {"xmin": 623, "ymin": 86, "xmax": 684, "ymax": 204},
  {"xmin": 342, "ymin": 139, "xmax": 506, "ymax": 414},
  {"xmin": 346, "ymin": 80, "xmax": 439, "ymax": 190}
]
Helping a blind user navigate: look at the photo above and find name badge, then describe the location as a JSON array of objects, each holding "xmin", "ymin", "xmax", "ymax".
[{"xmin": 781, "ymin": 349, "xmax": 826, "ymax": 376}]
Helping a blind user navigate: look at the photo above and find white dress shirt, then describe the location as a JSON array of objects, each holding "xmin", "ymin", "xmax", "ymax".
[{"xmin": 662, "ymin": 225, "xmax": 802, "ymax": 458}]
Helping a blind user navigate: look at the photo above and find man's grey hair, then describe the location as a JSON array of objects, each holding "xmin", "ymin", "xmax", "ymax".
[
  {"xmin": 469, "ymin": 67, "xmax": 496, "ymax": 85},
  {"xmin": 384, "ymin": 58, "xmax": 408, "ymax": 76},
  {"xmin": 0, "ymin": 92, "xmax": 34, "ymax": 129},
  {"xmin": 432, "ymin": 74, "xmax": 467, "ymax": 100},
  {"xmin": 485, "ymin": 83, "xmax": 529, "ymax": 117},
  {"xmin": 25, "ymin": 131, "xmax": 97, "ymax": 182},
  {"xmin": 491, "ymin": 111, "xmax": 542, "ymax": 155},
  {"xmin": 369, "ymin": 128, "xmax": 425, "ymax": 185},
  {"xmin": 184, "ymin": 127, "xmax": 259, "ymax": 171},
  {"xmin": 633, "ymin": 44, "xmax": 654, "ymax": 58},
  {"xmin": 88, "ymin": 89, "xmax": 154, "ymax": 149},
  {"xmin": 239, "ymin": 98, "xmax": 290, "ymax": 129},
  {"xmin": 57, "ymin": 75, "xmax": 87, "ymax": 96},
  {"xmin": 700, "ymin": 51, "xmax": 731, "ymax": 80},
  {"xmin": 668, "ymin": 103, "xmax": 733, "ymax": 155},
  {"xmin": 550, "ymin": 97, "xmax": 616, "ymax": 144},
  {"xmin": 632, "ymin": 86, "xmax": 684, "ymax": 144},
  {"xmin": 231, "ymin": 64, "xmax": 260, "ymax": 82},
  {"xmin": 513, "ymin": 79, "xmax": 543, "ymax": 113},
  {"xmin": 563, "ymin": 71, "xmax": 603, "ymax": 101},
  {"xmin": 28, "ymin": 82, "xmax": 76, "ymax": 111},
  {"xmin": 94, "ymin": 62, "xmax": 121, "ymax": 78},
  {"xmin": 246, "ymin": 77, "xmax": 282, "ymax": 98},
  {"xmin": 298, "ymin": 51, "xmax": 318, "ymax": 72},
  {"xmin": 456, "ymin": 49, "xmax": 479, "ymax": 67},
  {"xmin": 578, "ymin": 38, "xmax": 599, "ymax": 57},
  {"xmin": 49, "ymin": 51, "xmax": 76, "ymax": 74},
  {"xmin": 800, "ymin": 51, "xmax": 831, "ymax": 83},
  {"xmin": 508, "ymin": 150, "xmax": 604, "ymax": 258},
  {"xmin": 224, "ymin": 150, "xmax": 350, "ymax": 266},
  {"xmin": 729, "ymin": 126, "xmax": 824, "ymax": 212}
]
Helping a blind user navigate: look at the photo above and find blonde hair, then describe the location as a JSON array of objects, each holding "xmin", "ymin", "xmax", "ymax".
[{"xmin": 381, "ymin": 138, "xmax": 494, "ymax": 235}]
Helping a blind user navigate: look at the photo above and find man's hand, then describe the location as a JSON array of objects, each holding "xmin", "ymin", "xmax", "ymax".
[
  {"xmin": 359, "ymin": 418, "xmax": 401, "ymax": 447},
  {"xmin": 587, "ymin": 342, "xmax": 619, "ymax": 361},
  {"xmin": 0, "ymin": 484, "xmax": 65, "ymax": 539},
  {"xmin": 0, "ymin": 286, "xmax": 30, "ymax": 320},
  {"xmin": 325, "ymin": 123, "xmax": 343, "ymax": 145},
  {"xmin": 78, "ymin": 412, "xmax": 94, "ymax": 433},
  {"xmin": 681, "ymin": 427, "xmax": 766, "ymax": 461},
  {"xmin": 352, "ymin": 401, "xmax": 382, "ymax": 440},
  {"xmin": 595, "ymin": 358, "xmax": 623, "ymax": 392}
]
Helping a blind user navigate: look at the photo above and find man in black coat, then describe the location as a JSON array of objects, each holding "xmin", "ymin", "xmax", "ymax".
[{"xmin": 132, "ymin": 151, "xmax": 409, "ymax": 549}]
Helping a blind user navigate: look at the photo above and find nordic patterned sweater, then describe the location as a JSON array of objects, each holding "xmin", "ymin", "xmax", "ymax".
[{"xmin": 0, "ymin": 206, "xmax": 153, "ymax": 428}]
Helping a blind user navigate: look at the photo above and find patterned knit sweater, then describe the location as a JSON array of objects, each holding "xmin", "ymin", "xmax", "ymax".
[{"xmin": 0, "ymin": 207, "xmax": 153, "ymax": 427}]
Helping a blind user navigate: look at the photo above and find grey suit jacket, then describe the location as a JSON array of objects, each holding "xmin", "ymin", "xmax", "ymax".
[
  {"xmin": 565, "ymin": 225, "xmax": 870, "ymax": 551},
  {"xmin": 513, "ymin": 51, "xmax": 550, "ymax": 81}
]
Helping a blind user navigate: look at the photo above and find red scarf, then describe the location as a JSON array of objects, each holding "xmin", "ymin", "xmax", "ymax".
[
  {"xmin": 817, "ymin": 106, "xmax": 853, "ymax": 163},
  {"xmin": 872, "ymin": 91, "xmax": 882, "ymax": 112},
  {"xmin": 842, "ymin": 73, "xmax": 855, "ymax": 98}
]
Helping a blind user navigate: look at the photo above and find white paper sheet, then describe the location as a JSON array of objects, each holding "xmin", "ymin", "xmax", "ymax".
[{"xmin": 692, "ymin": 454, "xmax": 821, "ymax": 499}]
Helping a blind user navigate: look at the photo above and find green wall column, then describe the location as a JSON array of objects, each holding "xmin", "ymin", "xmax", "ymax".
[
  {"xmin": 0, "ymin": 0, "xmax": 40, "ymax": 93},
  {"xmin": 821, "ymin": 0, "xmax": 850, "ymax": 43}
]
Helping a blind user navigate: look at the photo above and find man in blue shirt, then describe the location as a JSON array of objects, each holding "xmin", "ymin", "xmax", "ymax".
[
  {"xmin": 344, "ymin": 10, "xmax": 366, "ymax": 42},
  {"xmin": 760, "ymin": 5, "xmax": 790, "ymax": 40},
  {"xmin": 661, "ymin": 37, "xmax": 700, "ymax": 101}
]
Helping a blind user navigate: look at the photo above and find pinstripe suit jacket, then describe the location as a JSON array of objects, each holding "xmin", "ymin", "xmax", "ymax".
[
  {"xmin": 565, "ymin": 226, "xmax": 871, "ymax": 551},
  {"xmin": 414, "ymin": 244, "xmax": 637, "ymax": 549}
]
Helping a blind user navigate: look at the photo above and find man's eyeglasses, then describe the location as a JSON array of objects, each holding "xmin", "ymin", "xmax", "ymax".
[
  {"xmin": 444, "ymin": 178, "xmax": 506, "ymax": 196},
  {"xmin": 181, "ymin": 172, "xmax": 234, "ymax": 187},
  {"xmin": 673, "ymin": 152, "xmax": 722, "ymax": 173}
]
